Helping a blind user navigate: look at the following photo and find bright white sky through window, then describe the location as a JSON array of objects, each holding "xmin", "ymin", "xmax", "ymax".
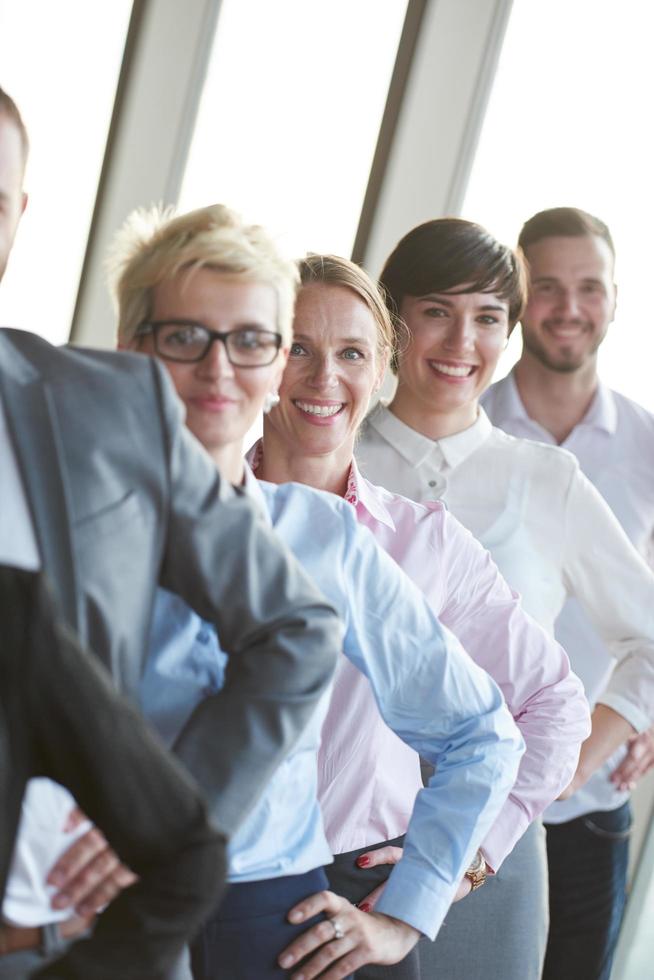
[
  {"xmin": 463, "ymin": 0, "xmax": 654, "ymax": 412},
  {"xmin": 179, "ymin": 0, "xmax": 408, "ymax": 260},
  {"xmin": 0, "ymin": 0, "xmax": 131, "ymax": 344}
]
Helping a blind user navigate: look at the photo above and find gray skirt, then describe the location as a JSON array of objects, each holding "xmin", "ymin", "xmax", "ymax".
[{"xmin": 420, "ymin": 819, "xmax": 549, "ymax": 980}]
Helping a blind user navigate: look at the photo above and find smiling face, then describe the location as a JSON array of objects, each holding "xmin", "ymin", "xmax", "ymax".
[
  {"xmin": 266, "ymin": 282, "xmax": 386, "ymax": 462},
  {"xmin": 520, "ymin": 234, "xmax": 616, "ymax": 373},
  {"xmin": 134, "ymin": 267, "xmax": 286, "ymax": 457},
  {"xmin": 392, "ymin": 288, "xmax": 509, "ymax": 435}
]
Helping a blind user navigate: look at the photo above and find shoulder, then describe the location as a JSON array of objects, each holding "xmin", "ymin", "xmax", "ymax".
[
  {"xmin": 60, "ymin": 347, "xmax": 162, "ymax": 404},
  {"xmin": 1, "ymin": 328, "xmax": 156, "ymax": 387},
  {"xmin": 610, "ymin": 387, "xmax": 654, "ymax": 435},
  {"xmin": 485, "ymin": 424, "xmax": 581, "ymax": 477},
  {"xmin": 258, "ymin": 479, "xmax": 355, "ymax": 527}
]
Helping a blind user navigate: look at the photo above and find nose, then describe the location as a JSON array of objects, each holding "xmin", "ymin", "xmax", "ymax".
[
  {"xmin": 307, "ymin": 352, "xmax": 339, "ymax": 390},
  {"xmin": 556, "ymin": 287, "xmax": 581, "ymax": 319},
  {"xmin": 442, "ymin": 315, "xmax": 475, "ymax": 352},
  {"xmin": 195, "ymin": 337, "xmax": 235, "ymax": 380}
]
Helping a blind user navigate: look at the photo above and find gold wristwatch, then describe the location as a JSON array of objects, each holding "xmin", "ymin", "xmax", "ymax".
[{"xmin": 464, "ymin": 850, "xmax": 488, "ymax": 891}]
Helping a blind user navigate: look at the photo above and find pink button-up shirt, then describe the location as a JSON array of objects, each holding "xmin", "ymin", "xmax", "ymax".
[{"xmin": 318, "ymin": 461, "xmax": 589, "ymax": 871}]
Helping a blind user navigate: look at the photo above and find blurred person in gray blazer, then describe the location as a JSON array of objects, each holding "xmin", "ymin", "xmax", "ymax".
[{"xmin": 0, "ymin": 86, "xmax": 341, "ymax": 977}]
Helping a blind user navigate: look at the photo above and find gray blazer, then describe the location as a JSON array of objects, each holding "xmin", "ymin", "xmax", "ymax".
[{"xmin": 0, "ymin": 328, "xmax": 341, "ymax": 834}]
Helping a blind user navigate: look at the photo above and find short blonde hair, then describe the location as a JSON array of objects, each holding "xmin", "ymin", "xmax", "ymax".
[
  {"xmin": 298, "ymin": 254, "xmax": 396, "ymax": 360},
  {"xmin": 108, "ymin": 203, "xmax": 298, "ymax": 345}
]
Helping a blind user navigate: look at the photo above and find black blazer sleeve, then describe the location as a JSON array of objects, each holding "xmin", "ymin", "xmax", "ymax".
[{"xmin": 0, "ymin": 567, "xmax": 225, "ymax": 980}]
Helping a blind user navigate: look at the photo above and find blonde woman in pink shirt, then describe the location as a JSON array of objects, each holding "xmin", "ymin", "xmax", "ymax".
[{"xmin": 253, "ymin": 253, "xmax": 590, "ymax": 980}]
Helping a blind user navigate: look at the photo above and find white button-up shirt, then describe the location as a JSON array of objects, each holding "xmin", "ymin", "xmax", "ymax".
[
  {"xmin": 482, "ymin": 372, "xmax": 654, "ymax": 820},
  {"xmin": 358, "ymin": 402, "xmax": 654, "ymax": 822}
]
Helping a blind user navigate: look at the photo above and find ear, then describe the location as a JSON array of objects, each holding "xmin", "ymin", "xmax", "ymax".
[
  {"xmin": 610, "ymin": 282, "xmax": 618, "ymax": 324},
  {"xmin": 20, "ymin": 191, "xmax": 28, "ymax": 216}
]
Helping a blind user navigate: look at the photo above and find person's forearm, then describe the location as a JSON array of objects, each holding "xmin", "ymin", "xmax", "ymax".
[
  {"xmin": 561, "ymin": 704, "xmax": 636, "ymax": 798},
  {"xmin": 376, "ymin": 686, "xmax": 523, "ymax": 938},
  {"xmin": 479, "ymin": 651, "xmax": 590, "ymax": 870}
]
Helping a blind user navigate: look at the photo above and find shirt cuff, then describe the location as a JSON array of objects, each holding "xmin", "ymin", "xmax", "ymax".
[
  {"xmin": 374, "ymin": 859, "xmax": 454, "ymax": 941},
  {"xmin": 478, "ymin": 796, "xmax": 530, "ymax": 872},
  {"xmin": 595, "ymin": 693, "xmax": 651, "ymax": 735}
]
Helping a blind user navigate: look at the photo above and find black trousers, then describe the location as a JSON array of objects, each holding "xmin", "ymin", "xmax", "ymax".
[
  {"xmin": 543, "ymin": 802, "xmax": 632, "ymax": 980},
  {"xmin": 191, "ymin": 867, "xmax": 353, "ymax": 980}
]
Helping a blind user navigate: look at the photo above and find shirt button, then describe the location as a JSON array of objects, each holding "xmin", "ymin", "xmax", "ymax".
[{"xmin": 428, "ymin": 480, "xmax": 437, "ymax": 487}]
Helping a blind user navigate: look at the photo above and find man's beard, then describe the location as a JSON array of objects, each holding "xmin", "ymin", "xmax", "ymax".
[{"xmin": 522, "ymin": 322, "xmax": 601, "ymax": 374}]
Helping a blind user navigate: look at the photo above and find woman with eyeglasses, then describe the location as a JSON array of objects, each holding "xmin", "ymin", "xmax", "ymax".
[{"xmin": 106, "ymin": 204, "xmax": 526, "ymax": 980}]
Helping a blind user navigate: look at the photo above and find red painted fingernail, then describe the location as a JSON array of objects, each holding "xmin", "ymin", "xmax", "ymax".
[
  {"xmin": 356, "ymin": 856, "xmax": 370, "ymax": 867},
  {"xmin": 359, "ymin": 903, "xmax": 371, "ymax": 913}
]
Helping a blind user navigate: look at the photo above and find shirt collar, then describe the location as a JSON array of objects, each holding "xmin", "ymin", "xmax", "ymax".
[
  {"xmin": 501, "ymin": 369, "xmax": 617, "ymax": 436},
  {"xmin": 580, "ymin": 382, "xmax": 617, "ymax": 434},
  {"xmin": 437, "ymin": 410, "xmax": 494, "ymax": 468},
  {"xmin": 245, "ymin": 438, "xmax": 396, "ymax": 527},
  {"xmin": 490, "ymin": 371, "xmax": 528, "ymax": 423},
  {"xmin": 366, "ymin": 402, "xmax": 493, "ymax": 470},
  {"xmin": 349, "ymin": 458, "xmax": 396, "ymax": 530}
]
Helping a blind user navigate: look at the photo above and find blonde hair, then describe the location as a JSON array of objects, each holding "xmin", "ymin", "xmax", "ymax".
[
  {"xmin": 108, "ymin": 203, "xmax": 298, "ymax": 345},
  {"xmin": 298, "ymin": 254, "xmax": 396, "ymax": 359}
]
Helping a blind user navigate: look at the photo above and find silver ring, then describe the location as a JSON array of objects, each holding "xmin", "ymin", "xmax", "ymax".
[{"xmin": 330, "ymin": 917, "xmax": 345, "ymax": 940}]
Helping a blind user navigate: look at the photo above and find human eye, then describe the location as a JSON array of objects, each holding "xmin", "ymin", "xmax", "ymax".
[
  {"xmin": 160, "ymin": 324, "xmax": 205, "ymax": 347},
  {"xmin": 232, "ymin": 329, "xmax": 267, "ymax": 350},
  {"xmin": 289, "ymin": 342, "xmax": 309, "ymax": 357},
  {"xmin": 580, "ymin": 281, "xmax": 604, "ymax": 295},
  {"xmin": 423, "ymin": 306, "xmax": 448, "ymax": 319},
  {"xmin": 477, "ymin": 315, "xmax": 501, "ymax": 327},
  {"xmin": 534, "ymin": 281, "xmax": 555, "ymax": 295},
  {"xmin": 341, "ymin": 347, "xmax": 365, "ymax": 361}
]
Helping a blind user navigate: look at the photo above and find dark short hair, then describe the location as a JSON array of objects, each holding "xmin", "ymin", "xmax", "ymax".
[
  {"xmin": 380, "ymin": 218, "xmax": 527, "ymax": 347},
  {"xmin": 0, "ymin": 86, "xmax": 29, "ymax": 166},
  {"xmin": 518, "ymin": 207, "xmax": 614, "ymax": 258}
]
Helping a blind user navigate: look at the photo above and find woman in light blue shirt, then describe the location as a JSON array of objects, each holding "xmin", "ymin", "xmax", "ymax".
[{"xmin": 109, "ymin": 203, "xmax": 523, "ymax": 980}]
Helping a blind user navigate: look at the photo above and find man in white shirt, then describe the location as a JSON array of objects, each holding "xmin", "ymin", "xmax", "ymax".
[{"xmin": 482, "ymin": 206, "xmax": 654, "ymax": 980}]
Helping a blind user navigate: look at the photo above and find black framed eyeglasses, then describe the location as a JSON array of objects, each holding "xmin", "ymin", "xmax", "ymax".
[{"xmin": 136, "ymin": 320, "xmax": 283, "ymax": 367}]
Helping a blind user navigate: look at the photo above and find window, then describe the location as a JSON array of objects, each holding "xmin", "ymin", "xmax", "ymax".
[
  {"xmin": 179, "ymin": 0, "xmax": 408, "ymax": 260},
  {"xmin": 462, "ymin": 0, "xmax": 654, "ymax": 411},
  {"xmin": 0, "ymin": 0, "xmax": 132, "ymax": 344}
]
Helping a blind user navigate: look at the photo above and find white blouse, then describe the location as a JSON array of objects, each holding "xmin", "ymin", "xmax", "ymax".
[{"xmin": 358, "ymin": 404, "xmax": 654, "ymax": 823}]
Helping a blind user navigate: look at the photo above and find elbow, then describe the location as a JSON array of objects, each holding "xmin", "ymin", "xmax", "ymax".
[
  {"xmin": 304, "ymin": 606, "xmax": 343, "ymax": 683},
  {"xmin": 493, "ymin": 706, "xmax": 526, "ymax": 786}
]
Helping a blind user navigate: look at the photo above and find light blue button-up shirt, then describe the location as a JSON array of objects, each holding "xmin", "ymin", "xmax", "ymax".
[{"xmin": 140, "ymin": 475, "xmax": 523, "ymax": 939}]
